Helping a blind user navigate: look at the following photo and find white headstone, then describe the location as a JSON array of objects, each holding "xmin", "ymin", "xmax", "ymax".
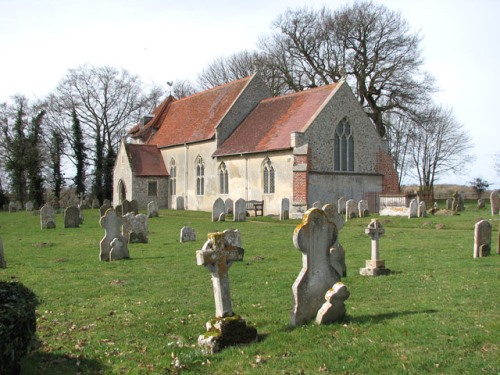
[
  {"xmin": 418, "ymin": 201, "xmax": 427, "ymax": 217},
  {"xmin": 147, "ymin": 201, "xmax": 159, "ymax": 218},
  {"xmin": 345, "ymin": 199, "xmax": 358, "ymax": 220},
  {"xmin": 212, "ymin": 198, "xmax": 225, "ymax": 222},
  {"xmin": 234, "ymin": 199, "xmax": 246, "ymax": 222},
  {"xmin": 408, "ymin": 199, "xmax": 418, "ymax": 218},
  {"xmin": 40, "ymin": 204, "xmax": 56, "ymax": 229},
  {"xmin": 473, "ymin": 220, "xmax": 491, "ymax": 258},
  {"xmin": 291, "ymin": 207, "xmax": 346, "ymax": 326},
  {"xmin": 358, "ymin": 200, "xmax": 369, "ymax": 217},
  {"xmin": 99, "ymin": 209, "xmax": 129, "ymax": 261}
]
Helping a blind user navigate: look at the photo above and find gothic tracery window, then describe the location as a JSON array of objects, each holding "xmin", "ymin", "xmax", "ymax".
[
  {"xmin": 263, "ymin": 158, "xmax": 275, "ymax": 194},
  {"xmin": 218, "ymin": 162, "xmax": 229, "ymax": 194},
  {"xmin": 169, "ymin": 158, "xmax": 176, "ymax": 195},
  {"xmin": 196, "ymin": 156, "xmax": 205, "ymax": 195},
  {"xmin": 334, "ymin": 117, "xmax": 354, "ymax": 172}
]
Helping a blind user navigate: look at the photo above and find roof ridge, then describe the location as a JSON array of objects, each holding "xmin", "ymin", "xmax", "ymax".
[{"xmin": 174, "ymin": 75, "xmax": 253, "ymax": 103}]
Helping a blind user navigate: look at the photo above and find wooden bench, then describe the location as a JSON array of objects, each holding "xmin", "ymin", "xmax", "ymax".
[{"xmin": 246, "ymin": 200, "xmax": 264, "ymax": 216}]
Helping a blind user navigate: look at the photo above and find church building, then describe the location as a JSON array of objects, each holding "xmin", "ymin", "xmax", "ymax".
[{"xmin": 113, "ymin": 73, "xmax": 399, "ymax": 217}]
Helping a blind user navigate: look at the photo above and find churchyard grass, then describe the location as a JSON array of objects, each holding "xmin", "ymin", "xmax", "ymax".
[{"xmin": 0, "ymin": 202, "xmax": 498, "ymax": 374}]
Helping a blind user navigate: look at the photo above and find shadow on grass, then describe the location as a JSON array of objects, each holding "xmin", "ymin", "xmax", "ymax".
[
  {"xmin": 346, "ymin": 309, "xmax": 438, "ymax": 325},
  {"xmin": 21, "ymin": 352, "xmax": 107, "ymax": 375}
]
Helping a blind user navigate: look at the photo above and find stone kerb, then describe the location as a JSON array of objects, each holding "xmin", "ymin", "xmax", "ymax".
[
  {"xmin": 291, "ymin": 207, "xmax": 348, "ymax": 326},
  {"xmin": 473, "ymin": 219, "xmax": 491, "ymax": 258},
  {"xmin": 234, "ymin": 199, "xmax": 246, "ymax": 222}
]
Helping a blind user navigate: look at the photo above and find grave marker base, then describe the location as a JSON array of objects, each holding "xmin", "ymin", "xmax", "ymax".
[{"xmin": 198, "ymin": 315, "xmax": 257, "ymax": 354}]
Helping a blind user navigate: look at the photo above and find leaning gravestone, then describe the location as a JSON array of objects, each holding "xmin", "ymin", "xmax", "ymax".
[
  {"xmin": 40, "ymin": 204, "xmax": 56, "ymax": 229},
  {"xmin": 122, "ymin": 213, "xmax": 148, "ymax": 243},
  {"xmin": 0, "ymin": 237, "xmax": 6, "ymax": 268},
  {"xmin": 99, "ymin": 209, "xmax": 129, "ymax": 261},
  {"xmin": 491, "ymin": 190, "xmax": 499, "ymax": 215},
  {"xmin": 25, "ymin": 201, "xmax": 34, "ymax": 211},
  {"xmin": 196, "ymin": 232, "xmax": 257, "ymax": 353},
  {"xmin": 147, "ymin": 201, "xmax": 159, "ymax": 218},
  {"xmin": 212, "ymin": 198, "xmax": 225, "ymax": 222},
  {"xmin": 452, "ymin": 191, "xmax": 464, "ymax": 212},
  {"xmin": 338, "ymin": 197, "xmax": 346, "ymax": 215},
  {"xmin": 280, "ymin": 198, "xmax": 290, "ymax": 220},
  {"xmin": 360, "ymin": 219, "xmax": 390, "ymax": 276},
  {"xmin": 473, "ymin": 220, "xmax": 491, "ymax": 258},
  {"xmin": 291, "ymin": 207, "xmax": 348, "ymax": 326},
  {"xmin": 323, "ymin": 203, "xmax": 346, "ymax": 277},
  {"xmin": 180, "ymin": 226, "xmax": 196, "ymax": 242},
  {"xmin": 408, "ymin": 199, "xmax": 418, "ymax": 218},
  {"xmin": 345, "ymin": 199, "xmax": 358, "ymax": 220},
  {"xmin": 418, "ymin": 201, "xmax": 427, "ymax": 217},
  {"xmin": 64, "ymin": 206, "xmax": 80, "ymax": 228},
  {"xmin": 358, "ymin": 200, "xmax": 369, "ymax": 217},
  {"xmin": 234, "ymin": 198, "xmax": 246, "ymax": 222}
]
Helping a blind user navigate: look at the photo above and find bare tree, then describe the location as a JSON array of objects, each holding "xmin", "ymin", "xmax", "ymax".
[
  {"xmin": 170, "ymin": 79, "xmax": 199, "ymax": 99},
  {"xmin": 408, "ymin": 104, "xmax": 474, "ymax": 196}
]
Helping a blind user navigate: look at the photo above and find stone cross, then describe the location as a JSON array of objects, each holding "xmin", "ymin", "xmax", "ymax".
[
  {"xmin": 99, "ymin": 209, "xmax": 129, "ymax": 261},
  {"xmin": 196, "ymin": 232, "xmax": 244, "ymax": 318},
  {"xmin": 291, "ymin": 208, "xmax": 340, "ymax": 326},
  {"xmin": 366, "ymin": 219, "xmax": 385, "ymax": 262}
]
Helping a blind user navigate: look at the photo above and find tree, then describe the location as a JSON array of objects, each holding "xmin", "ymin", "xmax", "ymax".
[
  {"xmin": 26, "ymin": 109, "xmax": 46, "ymax": 207},
  {"xmin": 408, "ymin": 104, "xmax": 473, "ymax": 196},
  {"xmin": 469, "ymin": 177, "xmax": 490, "ymax": 199},
  {"xmin": 49, "ymin": 129, "xmax": 64, "ymax": 199},
  {"xmin": 71, "ymin": 108, "xmax": 86, "ymax": 195}
]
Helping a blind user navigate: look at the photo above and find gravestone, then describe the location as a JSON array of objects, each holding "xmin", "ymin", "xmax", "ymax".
[
  {"xmin": 115, "ymin": 205, "xmax": 123, "ymax": 217},
  {"xmin": 103, "ymin": 199, "xmax": 111, "ymax": 207},
  {"xmin": 99, "ymin": 203, "xmax": 112, "ymax": 217},
  {"xmin": 40, "ymin": 204, "xmax": 56, "ymax": 229},
  {"xmin": 176, "ymin": 196, "xmax": 184, "ymax": 210},
  {"xmin": 99, "ymin": 209, "xmax": 129, "ymax": 261},
  {"xmin": 446, "ymin": 198, "xmax": 452, "ymax": 210},
  {"xmin": 358, "ymin": 200, "xmax": 369, "ymax": 217},
  {"xmin": 196, "ymin": 232, "xmax": 257, "ymax": 353},
  {"xmin": 322, "ymin": 203, "xmax": 346, "ymax": 277},
  {"xmin": 8, "ymin": 202, "xmax": 17, "ymax": 213},
  {"xmin": 360, "ymin": 219, "xmax": 390, "ymax": 276},
  {"xmin": 452, "ymin": 191, "xmax": 464, "ymax": 212},
  {"xmin": 408, "ymin": 199, "xmax": 418, "ymax": 218},
  {"xmin": 491, "ymin": 190, "xmax": 499, "ymax": 215},
  {"xmin": 130, "ymin": 200, "xmax": 139, "ymax": 214},
  {"xmin": 180, "ymin": 226, "xmax": 196, "ymax": 242},
  {"xmin": 147, "ymin": 201, "xmax": 159, "ymax": 218},
  {"xmin": 315, "ymin": 282, "xmax": 350, "ymax": 325},
  {"xmin": 122, "ymin": 200, "xmax": 132, "ymax": 215},
  {"xmin": 223, "ymin": 229, "xmax": 241, "ymax": 248},
  {"xmin": 122, "ymin": 213, "xmax": 148, "ymax": 243},
  {"xmin": 345, "ymin": 199, "xmax": 358, "ymax": 220},
  {"xmin": 418, "ymin": 201, "xmax": 427, "ymax": 217},
  {"xmin": 64, "ymin": 205, "xmax": 80, "ymax": 228},
  {"xmin": 234, "ymin": 199, "xmax": 246, "ymax": 222},
  {"xmin": 25, "ymin": 201, "xmax": 34, "ymax": 211},
  {"xmin": 473, "ymin": 220, "xmax": 491, "ymax": 258},
  {"xmin": 92, "ymin": 198, "xmax": 100, "ymax": 209},
  {"xmin": 77, "ymin": 205, "xmax": 84, "ymax": 224},
  {"xmin": 0, "ymin": 237, "xmax": 6, "ymax": 268},
  {"xmin": 212, "ymin": 198, "xmax": 225, "ymax": 222},
  {"xmin": 291, "ymin": 207, "xmax": 347, "ymax": 326},
  {"xmin": 338, "ymin": 197, "xmax": 346, "ymax": 215},
  {"xmin": 477, "ymin": 199, "xmax": 485, "ymax": 209},
  {"xmin": 225, "ymin": 198, "xmax": 234, "ymax": 215},
  {"xmin": 280, "ymin": 198, "xmax": 290, "ymax": 220}
]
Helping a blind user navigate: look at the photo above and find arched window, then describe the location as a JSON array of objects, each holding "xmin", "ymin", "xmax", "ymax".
[
  {"xmin": 169, "ymin": 159, "xmax": 176, "ymax": 195},
  {"xmin": 195, "ymin": 156, "xmax": 204, "ymax": 195},
  {"xmin": 218, "ymin": 162, "xmax": 229, "ymax": 194},
  {"xmin": 334, "ymin": 117, "xmax": 354, "ymax": 171},
  {"xmin": 263, "ymin": 158, "xmax": 275, "ymax": 194}
]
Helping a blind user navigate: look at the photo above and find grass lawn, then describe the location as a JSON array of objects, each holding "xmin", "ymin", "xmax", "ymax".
[{"xmin": 0, "ymin": 202, "xmax": 498, "ymax": 374}]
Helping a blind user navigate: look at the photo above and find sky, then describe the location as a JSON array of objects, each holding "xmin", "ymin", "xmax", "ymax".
[{"xmin": 1, "ymin": 0, "xmax": 499, "ymax": 188}]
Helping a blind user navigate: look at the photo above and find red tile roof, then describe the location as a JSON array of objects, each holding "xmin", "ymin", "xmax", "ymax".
[
  {"xmin": 128, "ymin": 96, "xmax": 176, "ymax": 143},
  {"xmin": 213, "ymin": 83, "xmax": 338, "ymax": 156},
  {"xmin": 126, "ymin": 143, "xmax": 168, "ymax": 176},
  {"xmin": 147, "ymin": 76, "xmax": 253, "ymax": 148}
]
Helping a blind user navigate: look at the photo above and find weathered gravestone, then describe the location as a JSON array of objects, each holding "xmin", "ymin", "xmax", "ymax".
[
  {"xmin": 0, "ymin": 237, "xmax": 6, "ymax": 269},
  {"xmin": 360, "ymin": 219, "xmax": 391, "ymax": 276},
  {"xmin": 212, "ymin": 198, "xmax": 225, "ymax": 222},
  {"xmin": 115, "ymin": 205, "xmax": 123, "ymax": 217},
  {"xmin": 477, "ymin": 199, "xmax": 485, "ymax": 209},
  {"xmin": 418, "ymin": 201, "xmax": 427, "ymax": 217},
  {"xmin": 25, "ymin": 201, "xmax": 34, "ymax": 211},
  {"xmin": 223, "ymin": 229, "xmax": 241, "ymax": 247},
  {"xmin": 64, "ymin": 205, "xmax": 80, "ymax": 228},
  {"xmin": 358, "ymin": 200, "xmax": 369, "ymax": 217},
  {"xmin": 196, "ymin": 232, "xmax": 257, "ymax": 353},
  {"xmin": 234, "ymin": 199, "xmax": 246, "ymax": 222},
  {"xmin": 408, "ymin": 199, "xmax": 418, "ymax": 218},
  {"xmin": 176, "ymin": 196, "xmax": 184, "ymax": 210},
  {"xmin": 103, "ymin": 199, "xmax": 111, "ymax": 207},
  {"xmin": 323, "ymin": 203, "xmax": 347, "ymax": 277},
  {"xmin": 446, "ymin": 198, "xmax": 452, "ymax": 210},
  {"xmin": 338, "ymin": 197, "xmax": 346, "ymax": 215},
  {"xmin": 122, "ymin": 213, "xmax": 148, "ymax": 243},
  {"xmin": 92, "ymin": 198, "xmax": 100, "ymax": 209},
  {"xmin": 473, "ymin": 220, "xmax": 491, "ymax": 258},
  {"xmin": 225, "ymin": 198, "xmax": 234, "ymax": 215},
  {"xmin": 180, "ymin": 226, "xmax": 196, "ymax": 243},
  {"xmin": 491, "ymin": 190, "xmax": 500, "ymax": 215},
  {"xmin": 147, "ymin": 201, "xmax": 159, "ymax": 218},
  {"xmin": 99, "ymin": 203, "xmax": 112, "ymax": 217},
  {"xmin": 452, "ymin": 191, "xmax": 464, "ymax": 212},
  {"xmin": 291, "ymin": 207, "xmax": 348, "ymax": 326},
  {"xmin": 280, "ymin": 198, "xmax": 290, "ymax": 221},
  {"xmin": 122, "ymin": 200, "xmax": 132, "ymax": 215},
  {"xmin": 99, "ymin": 209, "xmax": 130, "ymax": 261},
  {"xmin": 130, "ymin": 200, "xmax": 139, "ymax": 215},
  {"xmin": 345, "ymin": 199, "xmax": 358, "ymax": 220},
  {"xmin": 8, "ymin": 202, "xmax": 17, "ymax": 213},
  {"xmin": 315, "ymin": 282, "xmax": 350, "ymax": 325},
  {"xmin": 40, "ymin": 204, "xmax": 56, "ymax": 229}
]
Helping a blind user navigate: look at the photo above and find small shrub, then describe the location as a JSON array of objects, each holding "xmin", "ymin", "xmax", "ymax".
[{"xmin": 0, "ymin": 281, "xmax": 39, "ymax": 375}]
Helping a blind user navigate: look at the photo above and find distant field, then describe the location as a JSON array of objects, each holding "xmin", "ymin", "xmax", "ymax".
[{"xmin": 0, "ymin": 202, "xmax": 498, "ymax": 374}]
